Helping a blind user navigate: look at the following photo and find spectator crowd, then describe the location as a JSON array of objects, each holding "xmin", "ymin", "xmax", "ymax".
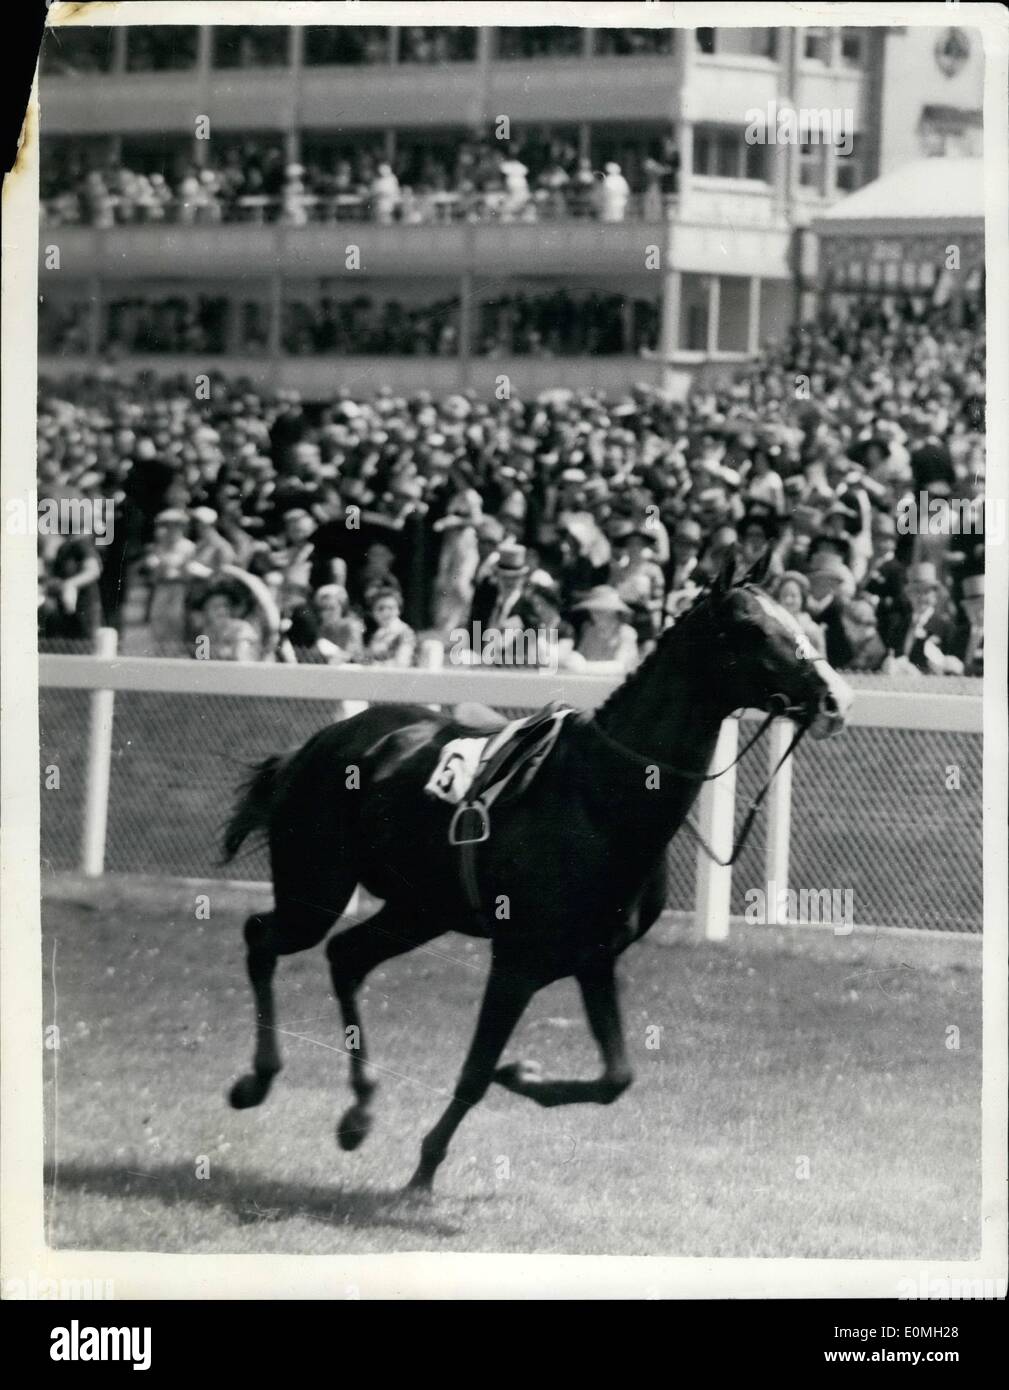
[
  {"xmin": 41, "ymin": 129, "xmax": 678, "ymax": 230},
  {"xmin": 38, "ymin": 297, "xmax": 986, "ymax": 679}
]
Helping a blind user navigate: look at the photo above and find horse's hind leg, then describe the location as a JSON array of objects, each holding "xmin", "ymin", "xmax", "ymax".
[
  {"xmin": 325, "ymin": 906, "xmax": 447, "ymax": 1151},
  {"xmin": 229, "ymin": 899, "xmax": 342, "ymax": 1110}
]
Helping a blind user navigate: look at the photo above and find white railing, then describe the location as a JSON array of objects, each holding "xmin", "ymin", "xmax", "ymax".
[{"xmin": 41, "ymin": 630, "xmax": 983, "ymax": 940}]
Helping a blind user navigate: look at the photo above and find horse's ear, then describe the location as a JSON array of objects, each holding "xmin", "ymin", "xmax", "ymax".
[
  {"xmin": 712, "ymin": 546, "xmax": 737, "ymax": 598},
  {"xmin": 743, "ymin": 548, "xmax": 773, "ymax": 589}
]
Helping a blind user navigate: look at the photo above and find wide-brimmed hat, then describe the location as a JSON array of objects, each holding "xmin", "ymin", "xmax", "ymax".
[
  {"xmin": 740, "ymin": 508, "xmax": 780, "ymax": 541},
  {"xmin": 154, "ymin": 509, "xmax": 188, "ymax": 528},
  {"xmin": 775, "ymin": 570, "xmax": 811, "ymax": 598},
  {"xmin": 608, "ymin": 518, "xmax": 653, "ymax": 546},
  {"xmin": 191, "ymin": 506, "xmax": 217, "ymax": 525},
  {"xmin": 573, "ymin": 585, "xmax": 631, "ymax": 617},
  {"xmin": 808, "ymin": 551, "xmax": 853, "ymax": 586}
]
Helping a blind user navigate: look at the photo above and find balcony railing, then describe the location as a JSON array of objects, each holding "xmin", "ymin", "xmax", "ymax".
[{"xmin": 41, "ymin": 188, "xmax": 678, "ymax": 230}]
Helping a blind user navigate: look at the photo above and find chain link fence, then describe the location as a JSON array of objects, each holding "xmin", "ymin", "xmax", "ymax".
[{"xmin": 38, "ymin": 672, "xmax": 982, "ymax": 932}]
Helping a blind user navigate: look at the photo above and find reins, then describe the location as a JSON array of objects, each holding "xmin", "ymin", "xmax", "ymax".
[{"xmin": 584, "ymin": 696, "xmax": 810, "ymax": 868}]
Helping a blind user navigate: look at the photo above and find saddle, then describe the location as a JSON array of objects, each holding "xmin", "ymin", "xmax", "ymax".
[{"xmin": 447, "ymin": 702, "xmax": 572, "ymax": 914}]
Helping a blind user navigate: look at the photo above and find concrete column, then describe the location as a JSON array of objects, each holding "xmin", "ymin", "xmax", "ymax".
[
  {"xmin": 111, "ymin": 26, "xmax": 127, "ymax": 73},
  {"xmin": 475, "ymin": 25, "xmax": 492, "ymax": 127},
  {"xmin": 822, "ymin": 132, "xmax": 838, "ymax": 199},
  {"xmin": 782, "ymin": 28, "xmax": 799, "ymax": 216},
  {"xmin": 458, "ymin": 267, "xmax": 474, "ymax": 381},
  {"xmin": 747, "ymin": 275, "xmax": 762, "ymax": 355},
  {"xmin": 675, "ymin": 27, "xmax": 695, "ymax": 212},
  {"xmin": 268, "ymin": 272, "xmax": 283, "ymax": 358},
  {"xmin": 659, "ymin": 267, "xmax": 681, "ymax": 394},
  {"xmin": 706, "ymin": 274, "xmax": 721, "ymax": 355},
  {"xmin": 88, "ymin": 275, "xmax": 103, "ymax": 357},
  {"xmin": 620, "ymin": 298, "xmax": 635, "ymax": 354}
]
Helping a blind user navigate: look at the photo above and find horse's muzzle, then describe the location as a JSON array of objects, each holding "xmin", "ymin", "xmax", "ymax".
[{"xmin": 808, "ymin": 664, "xmax": 853, "ymax": 739}]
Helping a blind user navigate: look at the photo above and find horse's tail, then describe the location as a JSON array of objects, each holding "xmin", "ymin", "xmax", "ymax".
[{"xmin": 222, "ymin": 754, "xmax": 287, "ymax": 863}]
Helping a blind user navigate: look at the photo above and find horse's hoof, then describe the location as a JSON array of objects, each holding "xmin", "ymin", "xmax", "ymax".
[
  {"xmin": 337, "ymin": 1104, "xmax": 373, "ymax": 1151},
  {"xmin": 494, "ymin": 1059, "xmax": 542, "ymax": 1091},
  {"xmin": 228, "ymin": 1071, "xmax": 274, "ymax": 1109}
]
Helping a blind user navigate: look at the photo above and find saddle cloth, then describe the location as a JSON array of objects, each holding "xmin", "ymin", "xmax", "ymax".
[
  {"xmin": 425, "ymin": 705, "xmax": 573, "ymax": 884},
  {"xmin": 425, "ymin": 724, "xmax": 522, "ymax": 806}
]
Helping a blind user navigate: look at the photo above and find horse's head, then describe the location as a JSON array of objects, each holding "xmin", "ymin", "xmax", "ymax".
[{"xmin": 696, "ymin": 550, "xmax": 853, "ymax": 739}]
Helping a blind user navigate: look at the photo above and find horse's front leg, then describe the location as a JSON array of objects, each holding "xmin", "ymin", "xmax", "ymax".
[
  {"xmin": 494, "ymin": 957, "xmax": 633, "ymax": 1107},
  {"xmin": 407, "ymin": 960, "xmax": 536, "ymax": 1193}
]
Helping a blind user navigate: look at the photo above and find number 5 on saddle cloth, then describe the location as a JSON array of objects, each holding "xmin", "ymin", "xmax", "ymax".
[{"xmin": 424, "ymin": 703, "xmax": 574, "ymax": 911}]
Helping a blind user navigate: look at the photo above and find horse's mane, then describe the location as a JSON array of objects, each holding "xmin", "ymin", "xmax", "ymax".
[{"xmin": 596, "ymin": 587, "xmax": 715, "ymax": 721}]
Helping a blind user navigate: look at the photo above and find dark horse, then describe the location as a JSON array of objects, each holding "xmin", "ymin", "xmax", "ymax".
[{"xmin": 223, "ymin": 553, "xmax": 852, "ymax": 1191}]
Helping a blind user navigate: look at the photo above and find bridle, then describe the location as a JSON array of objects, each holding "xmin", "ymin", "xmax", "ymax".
[{"xmin": 585, "ymin": 688, "xmax": 815, "ymax": 869}]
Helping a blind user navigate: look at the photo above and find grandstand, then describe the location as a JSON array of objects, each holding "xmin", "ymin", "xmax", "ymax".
[{"xmin": 35, "ymin": 19, "xmax": 982, "ymax": 398}]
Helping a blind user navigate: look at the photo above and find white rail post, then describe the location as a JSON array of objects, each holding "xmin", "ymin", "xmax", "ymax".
[
  {"xmin": 694, "ymin": 716, "xmax": 739, "ymax": 942},
  {"xmin": 764, "ymin": 717, "xmax": 795, "ymax": 924},
  {"xmin": 80, "ymin": 627, "xmax": 118, "ymax": 878}
]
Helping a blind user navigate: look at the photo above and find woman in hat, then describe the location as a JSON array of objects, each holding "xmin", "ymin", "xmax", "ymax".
[
  {"xmin": 570, "ymin": 585, "xmax": 639, "ymax": 673},
  {"xmin": 311, "ymin": 583, "xmax": 365, "ymax": 665},
  {"xmin": 142, "ymin": 508, "xmax": 196, "ymax": 654},
  {"xmin": 431, "ymin": 488, "xmax": 483, "ymax": 635},
  {"xmin": 771, "ymin": 570, "xmax": 827, "ymax": 658},
  {"xmin": 192, "ymin": 578, "xmax": 262, "ymax": 663},
  {"xmin": 362, "ymin": 587, "xmax": 416, "ymax": 669},
  {"xmin": 608, "ymin": 519, "xmax": 665, "ymax": 639}
]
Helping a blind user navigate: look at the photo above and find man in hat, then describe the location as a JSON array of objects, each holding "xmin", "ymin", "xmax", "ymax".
[
  {"xmin": 882, "ymin": 561, "xmax": 958, "ymax": 672},
  {"xmin": 469, "ymin": 541, "xmax": 558, "ymax": 667},
  {"xmin": 954, "ymin": 573, "xmax": 984, "ymax": 676},
  {"xmin": 189, "ymin": 506, "xmax": 236, "ymax": 578}
]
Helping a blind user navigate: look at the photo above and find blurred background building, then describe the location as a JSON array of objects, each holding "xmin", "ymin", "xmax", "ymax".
[{"xmin": 35, "ymin": 20, "xmax": 984, "ymax": 398}]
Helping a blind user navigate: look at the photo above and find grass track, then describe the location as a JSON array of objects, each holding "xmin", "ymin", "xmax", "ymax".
[{"xmin": 42, "ymin": 877, "xmax": 981, "ymax": 1261}]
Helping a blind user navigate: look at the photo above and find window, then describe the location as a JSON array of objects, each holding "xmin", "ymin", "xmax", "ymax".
[
  {"xmin": 304, "ymin": 27, "xmax": 390, "ymax": 65},
  {"xmin": 798, "ymin": 142, "xmax": 823, "ymax": 190},
  {"xmin": 840, "ymin": 29, "xmax": 866, "ymax": 68},
  {"xmin": 125, "ymin": 27, "xmax": 199, "ymax": 72},
  {"xmin": 834, "ymin": 133, "xmax": 864, "ymax": 193},
  {"xmin": 399, "ymin": 28, "xmax": 477, "ymax": 63},
  {"xmin": 212, "ymin": 27, "xmax": 290, "ymax": 69},
  {"xmin": 593, "ymin": 29, "xmax": 674, "ymax": 57},
  {"xmin": 695, "ymin": 28, "xmax": 776, "ymax": 58},
  {"xmin": 694, "ymin": 126, "xmax": 767, "ymax": 181},
  {"xmin": 41, "ymin": 28, "xmax": 116, "ymax": 74},
  {"xmin": 803, "ymin": 28, "xmax": 831, "ymax": 64},
  {"xmin": 496, "ymin": 29, "xmax": 583, "ymax": 60}
]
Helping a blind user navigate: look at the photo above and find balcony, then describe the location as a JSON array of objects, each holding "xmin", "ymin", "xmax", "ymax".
[{"xmin": 39, "ymin": 196, "xmax": 683, "ymax": 280}]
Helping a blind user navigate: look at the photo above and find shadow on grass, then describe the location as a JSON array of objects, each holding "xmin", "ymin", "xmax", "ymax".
[{"xmin": 46, "ymin": 1160, "xmax": 477, "ymax": 1243}]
